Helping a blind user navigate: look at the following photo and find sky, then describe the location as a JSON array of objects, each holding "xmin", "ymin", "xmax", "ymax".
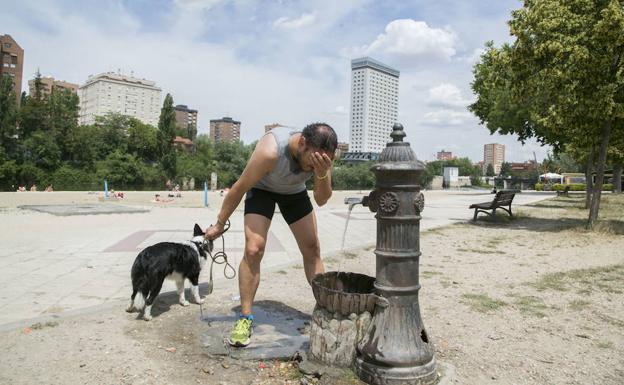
[{"xmin": 1, "ymin": 0, "xmax": 550, "ymax": 162}]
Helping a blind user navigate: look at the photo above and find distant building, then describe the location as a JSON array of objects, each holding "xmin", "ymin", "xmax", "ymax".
[
  {"xmin": 264, "ymin": 123, "xmax": 284, "ymax": 133},
  {"xmin": 510, "ymin": 161, "xmax": 536, "ymax": 172},
  {"xmin": 173, "ymin": 135, "xmax": 194, "ymax": 152},
  {"xmin": 349, "ymin": 57, "xmax": 399, "ymax": 153},
  {"xmin": 174, "ymin": 104, "xmax": 198, "ymax": 140},
  {"xmin": 78, "ymin": 72, "xmax": 162, "ymax": 126},
  {"xmin": 210, "ymin": 117, "xmax": 240, "ymax": 143},
  {"xmin": 0, "ymin": 34, "xmax": 24, "ymax": 105},
  {"xmin": 28, "ymin": 76, "xmax": 79, "ymax": 98},
  {"xmin": 483, "ymin": 143, "xmax": 505, "ymax": 174},
  {"xmin": 336, "ymin": 142, "xmax": 349, "ymax": 159},
  {"xmin": 436, "ymin": 150, "xmax": 454, "ymax": 161}
]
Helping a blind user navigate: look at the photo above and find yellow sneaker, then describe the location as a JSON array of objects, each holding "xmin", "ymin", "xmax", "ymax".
[{"xmin": 228, "ymin": 317, "xmax": 253, "ymax": 347}]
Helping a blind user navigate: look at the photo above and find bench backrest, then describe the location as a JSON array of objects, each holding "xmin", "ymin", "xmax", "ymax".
[{"xmin": 494, "ymin": 191, "xmax": 515, "ymax": 206}]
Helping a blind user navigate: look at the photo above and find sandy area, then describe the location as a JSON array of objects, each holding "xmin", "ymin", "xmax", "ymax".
[{"xmin": 0, "ymin": 194, "xmax": 622, "ymax": 384}]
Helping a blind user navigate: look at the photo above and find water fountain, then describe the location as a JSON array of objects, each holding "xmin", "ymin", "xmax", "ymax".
[{"xmin": 310, "ymin": 123, "xmax": 437, "ymax": 385}]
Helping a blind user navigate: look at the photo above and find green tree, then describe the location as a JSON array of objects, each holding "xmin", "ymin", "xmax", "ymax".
[
  {"xmin": 47, "ymin": 88, "xmax": 80, "ymax": 161},
  {"xmin": 332, "ymin": 162, "xmax": 375, "ymax": 190},
  {"xmin": 127, "ymin": 118, "xmax": 159, "ymax": 162},
  {"xmin": 470, "ymin": 0, "xmax": 624, "ymax": 227},
  {"xmin": 0, "ymin": 76, "xmax": 18, "ymax": 158},
  {"xmin": 22, "ymin": 131, "xmax": 61, "ymax": 171},
  {"xmin": 19, "ymin": 71, "xmax": 48, "ymax": 139},
  {"xmin": 486, "ymin": 163, "xmax": 495, "ymax": 177},
  {"xmin": 0, "ymin": 147, "xmax": 18, "ymax": 189},
  {"xmin": 499, "ymin": 162, "xmax": 512, "ymax": 177},
  {"xmin": 96, "ymin": 151, "xmax": 144, "ymax": 189},
  {"xmin": 158, "ymin": 94, "xmax": 177, "ymax": 179}
]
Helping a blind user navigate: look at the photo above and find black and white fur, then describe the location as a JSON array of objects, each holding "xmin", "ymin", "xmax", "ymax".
[{"xmin": 126, "ymin": 224, "xmax": 211, "ymax": 320}]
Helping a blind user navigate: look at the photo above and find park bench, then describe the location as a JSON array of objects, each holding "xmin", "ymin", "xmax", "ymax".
[
  {"xmin": 556, "ymin": 185, "xmax": 570, "ymax": 197},
  {"xmin": 469, "ymin": 190, "xmax": 516, "ymax": 221}
]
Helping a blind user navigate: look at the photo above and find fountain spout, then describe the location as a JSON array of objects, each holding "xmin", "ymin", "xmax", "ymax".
[{"xmin": 344, "ymin": 196, "xmax": 363, "ymax": 211}]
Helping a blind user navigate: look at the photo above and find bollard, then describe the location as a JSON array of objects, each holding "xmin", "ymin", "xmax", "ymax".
[{"xmin": 204, "ymin": 181, "xmax": 209, "ymax": 207}]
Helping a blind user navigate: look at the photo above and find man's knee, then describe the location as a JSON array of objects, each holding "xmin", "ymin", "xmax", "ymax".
[
  {"xmin": 244, "ymin": 243, "xmax": 266, "ymax": 264},
  {"xmin": 302, "ymin": 239, "xmax": 320, "ymax": 258}
]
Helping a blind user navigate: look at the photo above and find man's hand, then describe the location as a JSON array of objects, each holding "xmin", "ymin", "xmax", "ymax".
[
  {"xmin": 310, "ymin": 152, "xmax": 332, "ymax": 178},
  {"xmin": 204, "ymin": 222, "xmax": 225, "ymax": 241}
]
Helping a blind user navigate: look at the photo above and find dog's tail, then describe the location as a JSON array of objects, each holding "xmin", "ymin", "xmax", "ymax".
[{"xmin": 133, "ymin": 292, "xmax": 146, "ymax": 310}]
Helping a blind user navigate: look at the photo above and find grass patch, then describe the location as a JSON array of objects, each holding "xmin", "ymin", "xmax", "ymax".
[
  {"xmin": 596, "ymin": 341, "xmax": 614, "ymax": 349},
  {"xmin": 568, "ymin": 299, "xmax": 591, "ymax": 311},
  {"xmin": 421, "ymin": 270, "xmax": 443, "ymax": 278},
  {"xmin": 514, "ymin": 296, "xmax": 548, "ymax": 318},
  {"xmin": 440, "ymin": 278, "xmax": 452, "ymax": 288},
  {"xmin": 276, "ymin": 270, "xmax": 288, "ymax": 275},
  {"xmin": 531, "ymin": 264, "xmax": 624, "ymax": 293},
  {"xmin": 457, "ymin": 248, "xmax": 503, "ymax": 255},
  {"xmin": 461, "ymin": 293, "xmax": 506, "ymax": 313}
]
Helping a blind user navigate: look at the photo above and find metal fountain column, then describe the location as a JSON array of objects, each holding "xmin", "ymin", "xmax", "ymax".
[{"xmin": 355, "ymin": 123, "xmax": 437, "ymax": 385}]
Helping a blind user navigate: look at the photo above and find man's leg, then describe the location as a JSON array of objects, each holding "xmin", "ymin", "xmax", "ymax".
[
  {"xmin": 289, "ymin": 211, "xmax": 324, "ymax": 283},
  {"xmin": 239, "ymin": 213, "xmax": 271, "ymax": 315}
]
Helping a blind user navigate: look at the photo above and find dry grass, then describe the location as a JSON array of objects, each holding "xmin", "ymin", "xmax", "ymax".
[
  {"xmin": 461, "ymin": 293, "xmax": 507, "ymax": 313},
  {"xmin": 531, "ymin": 264, "xmax": 624, "ymax": 293},
  {"xmin": 568, "ymin": 299, "xmax": 591, "ymax": 311},
  {"xmin": 513, "ymin": 296, "xmax": 549, "ymax": 318}
]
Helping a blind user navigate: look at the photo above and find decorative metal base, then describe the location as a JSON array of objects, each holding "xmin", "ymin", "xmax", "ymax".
[{"xmin": 354, "ymin": 356, "xmax": 438, "ymax": 385}]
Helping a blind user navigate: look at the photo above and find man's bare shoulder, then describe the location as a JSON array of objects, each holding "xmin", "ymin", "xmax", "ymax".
[{"xmin": 252, "ymin": 133, "xmax": 279, "ymax": 162}]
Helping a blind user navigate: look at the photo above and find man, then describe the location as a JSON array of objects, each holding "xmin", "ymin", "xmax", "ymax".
[{"xmin": 205, "ymin": 123, "xmax": 337, "ymax": 347}]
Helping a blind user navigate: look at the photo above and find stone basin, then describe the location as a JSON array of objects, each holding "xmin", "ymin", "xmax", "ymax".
[{"xmin": 311, "ymin": 271, "xmax": 376, "ymax": 316}]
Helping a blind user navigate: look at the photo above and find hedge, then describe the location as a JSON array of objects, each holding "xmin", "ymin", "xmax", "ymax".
[{"xmin": 537, "ymin": 183, "xmax": 614, "ymax": 192}]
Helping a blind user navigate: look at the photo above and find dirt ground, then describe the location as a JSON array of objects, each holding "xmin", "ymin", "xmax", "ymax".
[{"xmin": 0, "ymin": 194, "xmax": 622, "ymax": 385}]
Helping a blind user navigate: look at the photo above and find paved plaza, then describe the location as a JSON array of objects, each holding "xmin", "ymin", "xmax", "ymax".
[{"xmin": 0, "ymin": 190, "xmax": 551, "ymax": 330}]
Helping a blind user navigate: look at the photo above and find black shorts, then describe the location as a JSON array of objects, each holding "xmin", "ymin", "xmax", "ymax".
[{"xmin": 244, "ymin": 188, "xmax": 313, "ymax": 225}]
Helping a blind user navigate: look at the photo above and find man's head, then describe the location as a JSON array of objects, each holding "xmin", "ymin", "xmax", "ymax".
[{"xmin": 295, "ymin": 122, "xmax": 338, "ymax": 172}]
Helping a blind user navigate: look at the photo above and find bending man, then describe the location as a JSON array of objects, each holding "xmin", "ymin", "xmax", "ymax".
[{"xmin": 205, "ymin": 123, "xmax": 337, "ymax": 347}]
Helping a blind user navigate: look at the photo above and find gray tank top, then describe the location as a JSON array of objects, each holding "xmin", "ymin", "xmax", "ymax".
[{"xmin": 254, "ymin": 127, "xmax": 313, "ymax": 194}]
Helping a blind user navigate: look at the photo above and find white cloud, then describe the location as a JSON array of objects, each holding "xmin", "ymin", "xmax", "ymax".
[
  {"xmin": 343, "ymin": 19, "xmax": 457, "ymax": 62},
  {"xmin": 427, "ymin": 83, "xmax": 473, "ymax": 108},
  {"xmin": 422, "ymin": 109, "xmax": 474, "ymax": 126},
  {"xmin": 273, "ymin": 12, "xmax": 317, "ymax": 30},
  {"xmin": 173, "ymin": 0, "xmax": 225, "ymax": 10}
]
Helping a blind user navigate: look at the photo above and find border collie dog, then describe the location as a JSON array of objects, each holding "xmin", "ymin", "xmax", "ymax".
[{"xmin": 126, "ymin": 224, "xmax": 210, "ymax": 320}]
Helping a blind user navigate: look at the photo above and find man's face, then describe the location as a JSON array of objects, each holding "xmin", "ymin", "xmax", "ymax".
[{"xmin": 297, "ymin": 146, "xmax": 334, "ymax": 172}]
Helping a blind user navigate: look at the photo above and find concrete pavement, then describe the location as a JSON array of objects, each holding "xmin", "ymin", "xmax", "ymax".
[{"xmin": 0, "ymin": 190, "xmax": 552, "ymax": 329}]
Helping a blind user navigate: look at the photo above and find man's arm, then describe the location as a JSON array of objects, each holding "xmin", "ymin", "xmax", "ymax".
[
  {"xmin": 205, "ymin": 134, "xmax": 278, "ymax": 240},
  {"xmin": 311, "ymin": 152, "xmax": 333, "ymax": 206}
]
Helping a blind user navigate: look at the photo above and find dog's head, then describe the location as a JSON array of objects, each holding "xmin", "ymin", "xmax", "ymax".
[{"xmin": 191, "ymin": 223, "xmax": 213, "ymax": 256}]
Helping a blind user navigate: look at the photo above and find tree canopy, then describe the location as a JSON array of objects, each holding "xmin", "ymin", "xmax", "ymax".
[{"xmin": 470, "ymin": 0, "xmax": 624, "ymax": 227}]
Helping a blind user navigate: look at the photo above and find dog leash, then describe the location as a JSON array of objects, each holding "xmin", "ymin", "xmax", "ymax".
[
  {"xmin": 206, "ymin": 219, "xmax": 236, "ymax": 295},
  {"xmin": 200, "ymin": 220, "xmax": 235, "ymax": 321}
]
